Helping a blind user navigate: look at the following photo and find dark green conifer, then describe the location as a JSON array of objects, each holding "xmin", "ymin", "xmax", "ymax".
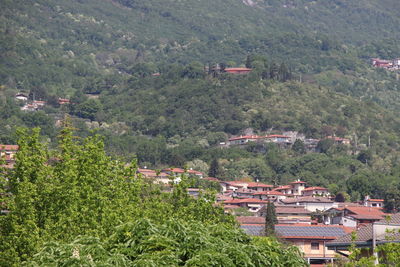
[{"xmin": 265, "ymin": 200, "xmax": 277, "ymax": 236}]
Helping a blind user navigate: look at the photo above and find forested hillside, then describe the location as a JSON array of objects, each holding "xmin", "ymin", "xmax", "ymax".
[{"xmin": 1, "ymin": 0, "xmax": 400, "ymax": 204}]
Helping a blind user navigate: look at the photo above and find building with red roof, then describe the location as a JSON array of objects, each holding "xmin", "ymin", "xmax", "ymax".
[
  {"xmin": 302, "ymin": 186, "xmax": 330, "ymax": 197},
  {"xmin": 252, "ymin": 190, "xmax": 287, "ymax": 201},
  {"xmin": 290, "ymin": 180, "xmax": 307, "ymax": 195},
  {"xmin": 58, "ymin": 98, "xmax": 70, "ymax": 105},
  {"xmin": 324, "ymin": 206, "xmax": 386, "ymax": 227},
  {"xmin": 224, "ymin": 67, "xmax": 252, "ymax": 74},
  {"xmin": 363, "ymin": 195, "xmax": 384, "ymax": 208},
  {"xmin": 224, "ymin": 198, "xmax": 267, "ymax": 212}
]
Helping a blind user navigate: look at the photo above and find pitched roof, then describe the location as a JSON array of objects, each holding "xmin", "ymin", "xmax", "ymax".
[
  {"xmin": 246, "ymin": 182, "xmax": 273, "ymax": 188},
  {"xmin": 302, "ymin": 186, "xmax": 328, "ymax": 192},
  {"xmin": 367, "ymin": 199, "xmax": 384, "ymax": 202},
  {"xmin": 224, "ymin": 67, "xmax": 252, "ymax": 71},
  {"xmin": 236, "ymin": 216, "xmax": 265, "ymax": 224},
  {"xmin": 281, "ymin": 196, "xmax": 333, "ymax": 204},
  {"xmin": 253, "ymin": 191, "xmax": 285, "ymax": 196},
  {"xmin": 224, "ymin": 198, "xmax": 267, "ymax": 204},
  {"xmin": 327, "ymin": 222, "xmax": 400, "ymax": 248},
  {"xmin": 241, "ymin": 224, "xmax": 348, "ymax": 239},
  {"xmin": 274, "ymin": 185, "xmax": 292, "ymax": 190},
  {"xmin": 345, "ymin": 206, "xmax": 385, "ymax": 219},
  {"xmin": 383, "ymin": 213, "xmax": 400, "ymax": 224},
  {"xmin": 290, "ymin": 180, "xmax": 307, "ymax": 184},
  {"xmin": 276, "ymin": 207, "xmax": 311, "ymax": 214}
]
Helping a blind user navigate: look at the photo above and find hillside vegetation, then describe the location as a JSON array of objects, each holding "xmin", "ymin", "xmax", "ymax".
[{"xmin": 1, "ymin": 0, "xmax": 400, "ymax": 205}]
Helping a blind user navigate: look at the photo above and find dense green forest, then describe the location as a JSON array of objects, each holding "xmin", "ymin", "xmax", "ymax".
[{"xmin": 1, "ymin": 0, "xmax": 400, "ymax": 206}]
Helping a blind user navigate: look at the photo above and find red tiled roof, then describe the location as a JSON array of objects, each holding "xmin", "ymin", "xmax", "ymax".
[
  {"xmin": 137, "ymin": 168, "xmax": 169, "ymax": 178},
  {"xmin": 302, "ymin": 186, "xmax": 328, "ymax": 191},
  {"xmin": 276, "ymin": 207, "xmax": 311, "ymax": 214},
  {"xmin": 290, "ymin": 180, "xmax": 307, "ymax": 184},
  {"xmin": 344, "ymin": 206, "xmax": 385, "ymax": 219},
  {"xmin": 246, "ymin": 182, "xmax": 273, "ymax": 188},
  {"xmin": 224, "ymin": 198, "xmax": 267, "ymax": 204},
  {"xmin": 368, "ymin": 199, "xmax": 384, "ymax": 202},
  {"xmin": 253, "ymin": 190, "xmax": 285, "ymax": 196},
  {"xmin": 236, "ymin": 216, "xmax": 265, "ymax": 224},
  {"xmin": 0, "ymin": 145, "xmax": 19, "ymax": 151}
]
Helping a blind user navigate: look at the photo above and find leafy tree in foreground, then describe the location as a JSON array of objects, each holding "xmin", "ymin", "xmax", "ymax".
[
  {"xmin": 25, "ymin": 218, "xmax": 307, "ymax": 267},
  {"xmin": 0, "ymin": 126, "xmax": 143, "ymax": 265},
  {"xmin": 0, "ymin": 126, "xmax": 306, "ymax": 266}
]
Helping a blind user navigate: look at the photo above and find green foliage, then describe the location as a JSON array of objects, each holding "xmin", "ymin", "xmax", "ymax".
[
  {"xmin": 208, "ymin": 158, "xmax": 220, "ymax": 178},
  {"xmin": 26, "ymin": 218, "xmax": 307, "ymax": 267},
  {"xmin": 265, "ymin": 201, "xmax": 278, "ymax": 236},
  {"xmin": 0, "ymin": 126, "xmax": 307, "ymax": 266}
]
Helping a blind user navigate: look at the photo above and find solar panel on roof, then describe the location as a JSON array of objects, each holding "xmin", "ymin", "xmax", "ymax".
[
  {"xmin": 276, "ymin": 226, "xmax": 345, "ymax": 237},
  {"xmin": 240, "ymin": 225, "xmax": 346, "ymax": 237}
]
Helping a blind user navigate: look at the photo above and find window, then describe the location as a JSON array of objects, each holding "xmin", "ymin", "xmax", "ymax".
[{"xmin": 311, "ymin": 242, "xmax": 319, "ymax": 250}]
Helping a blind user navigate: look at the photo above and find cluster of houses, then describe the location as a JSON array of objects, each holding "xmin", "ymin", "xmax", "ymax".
[
  {"xmin": 216, "ymin": 179, "xmax": 397, "ymax": 265},
  {"xmin": 221, "ymin": 132, "xmax": 350, "ymax": 151},
  {"xmin": 15, "ymin": 93, "xmax": 70, "ymax": 111},
  {"xmin": 371, "ymin": 58, "xmax": 400, "ymax": 71},
  {"xmin": 2, "ymin": 143, "xmax": 398, "ymax": 265}
]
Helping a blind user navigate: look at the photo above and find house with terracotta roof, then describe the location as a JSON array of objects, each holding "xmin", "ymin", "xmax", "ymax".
[
  {"xmin": 137, "ymin": 168, "xmax": 171, "ymax": 184},
  {"xmin": 363, "ymin": 195, "xmax": 384, "ymax": 208},
  {"xmin": 302, "ymin": 186, "xmax": 330, "ymax": 197},
  {"xmin": 252, "ymin": 190, "xmax": 287, "ymax": 201},
  {"xmin": 291, "ymin": 180, "xmax": 307, "ymax": 195},
  {"xmin": 219, "ymin": 181, "xmax": 246, "ymax": 192},
  {"xmin": 280, "ymin": 196, "xmax": 336, "ymax": 212},
  {"xmin": 257, "ymin": 205, "xmax": 312, "ymax": 224},
  {"xmin": 224, "ymin": 67, "xmax": 252, "ymax": 74},
  {"xmin": 233, "ymin": 188, "xmax": 256, "ymax": 198},
  {"xmin": 241, "ymin": 223, "xmax": 352, "ymax": 265},
  {"xmin": 58, "ymin": 98, "xmax": 70, "ymax": 105},
  {"xmin": 220, "ymin": 181, "xmax": 272, "ymax": 193},
  {"xmin": 223, "ymin": 198, "xmax": 267, "ymax": 213},
  {"xmin": 324, "ymin": 206, "xmax": 386, "ymax": 227},
  {"xmin": 273, "ymin": 185, "xmax": 293, "ymax": 195},
  {"xmin": 246, "ymin": 182, "xmax": 274, "ymax": 192}
]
